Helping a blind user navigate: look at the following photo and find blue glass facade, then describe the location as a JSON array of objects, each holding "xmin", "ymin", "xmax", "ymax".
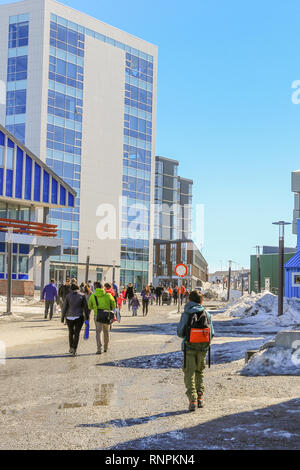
[
  {"xmin": 5, "ymin": 14, "xmax": 29, "ymax": 144},
  {"xmin": 46, "ymin": 17, "xmax": 85, "ymax": 263},
  {"xmin": 0, "ymin": 242, "xmax": 29, "ymax": 280},
  {"xmin": 48, "ymin": 14, "xmax": 155, "ymax": 287}
]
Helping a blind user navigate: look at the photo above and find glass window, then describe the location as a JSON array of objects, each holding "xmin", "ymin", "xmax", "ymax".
[
  {"xmin": 34, "ymin": 163, "xmax": 41, "ymax": 201},
  {"xmin": 18, "ymin": 255, "xmax": 28, "ymax": 274},
  {"xmin": 24, "ymin": 155, "xmax": 32, "ymax": 200}
]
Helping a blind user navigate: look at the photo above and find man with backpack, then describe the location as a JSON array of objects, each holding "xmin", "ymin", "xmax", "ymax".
[
  {"xmin": 88, "ymin": 281, "xmax": 116, "ymax": 354},
  {"xmin": 177, "ymin": 290, "xmax": 214, "ymax": 412}
]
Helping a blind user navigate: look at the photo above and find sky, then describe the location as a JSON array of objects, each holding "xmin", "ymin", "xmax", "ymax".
[{"xmin": 2, "ymin": 0, "xmax": 300, "ymax": 273}]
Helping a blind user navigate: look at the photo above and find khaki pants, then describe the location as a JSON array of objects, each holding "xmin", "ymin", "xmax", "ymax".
[
  {"xmin": 183, "ymin": 349, "xmax": 207, "ymax": 401},
  {"xmin": 95, "ymin": 319, "xmax": 110, "ymax": 352}
]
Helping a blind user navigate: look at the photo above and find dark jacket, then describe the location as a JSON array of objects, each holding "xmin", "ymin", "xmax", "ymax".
[
  {"xmin": 130, "ymin": 297, "xmax": 140, "ymax": 308},
  {"xmin": 155, "ymin": 286, "xmax": 163, "ymax": 296},
  {"xmin": 58, "ymin": 284, "xmax": 71, "ymax": 302},
  {"xmin": 125, "ymin": 286, "xmax": 134, "ymax": 300},
  {"xmin": 62, "ymin": 290, "xmax": 90, "ymax": 321},
  {"xmin": 177, "ymin": 301, "xmax": 214, "ymax": 351}
]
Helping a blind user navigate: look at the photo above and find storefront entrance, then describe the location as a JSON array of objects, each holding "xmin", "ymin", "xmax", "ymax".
[{"xmin": 50, "ymin": 265, "xmax": 78, "ymax": 286}]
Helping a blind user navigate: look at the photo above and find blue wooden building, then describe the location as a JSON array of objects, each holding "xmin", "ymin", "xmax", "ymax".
[{"xmin": 284, "ymin": 219, "xmax": 300, "ymax": 298}]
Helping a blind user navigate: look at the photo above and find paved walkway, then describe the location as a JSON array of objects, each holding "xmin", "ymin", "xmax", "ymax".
[{"xmin": 0, "ymin": 300, "xmax": 299, "ymax": 450}]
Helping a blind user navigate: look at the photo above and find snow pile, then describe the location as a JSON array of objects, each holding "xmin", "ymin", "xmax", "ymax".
[
  {"xmin": 0, "ymin": 296, "xmax": 39, "ymax": 305},
  {"xmin": 203, "ymin": 283, "xmax": 241, "ymax": 302},
  {"xmin": 224, "ymin": 292, "xmax": 300, "ymax": 327},
  {"xmin": 241, "ymin": 345, "xmax": 300, "ymax": 376}
]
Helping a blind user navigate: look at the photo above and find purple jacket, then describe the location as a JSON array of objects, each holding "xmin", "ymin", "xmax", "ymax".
[
  {"xmin": 42, "ymin": 283, "xmax": 58, "ymax": 301},
  {"xmin": 130, "ymin": 297, "xmax": 140, "ymax": 308}
]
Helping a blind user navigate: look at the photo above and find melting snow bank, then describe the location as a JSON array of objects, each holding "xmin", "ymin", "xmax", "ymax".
[
  {"xmin": 241, "ymin": 346, "xmax": 300, "ymax": 376},
  {"xmin": 0, "ymin": 313, "xmax": 25, "ymax": 321},
  {"xmin": 224, "ymin": 292, "xmax": 300, "ymax": 328}
]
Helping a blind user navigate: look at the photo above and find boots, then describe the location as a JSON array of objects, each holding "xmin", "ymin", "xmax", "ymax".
[
  {"xmin": 189, "ymin": 400, "xmax": 197, "ymax": 412},
  {"xmin": 197, "ymin": 392, "xmax": 204, "ymax": 408}
]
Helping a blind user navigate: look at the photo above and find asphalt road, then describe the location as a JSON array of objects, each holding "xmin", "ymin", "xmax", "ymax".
[{"xmin": 0, "ymin": 300, "xmax": 299, "ymax": 450}]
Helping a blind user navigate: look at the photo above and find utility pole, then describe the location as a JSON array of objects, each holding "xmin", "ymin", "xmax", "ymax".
[
  {"xmin": 256, "ymin": 246, "xmax": 261, "ymax": 294},
  {"xmin": 241, "ymin": 266, "xmax": 244, "ymax": 296},
  {"xmin": 272, "ymin": 221, "xmax": 291, "ymax": 316},
  {"xmin": 112, "ymin": 260, "xmax": 116, "ymax": 283},
  {"xmin": 227, "ymin": 260, "xmax": 232, "ymax": 301}
]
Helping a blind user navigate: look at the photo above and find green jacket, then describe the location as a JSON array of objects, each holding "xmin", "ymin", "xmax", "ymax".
[
  {"xmin": 177, "ymin": 301, "xmax": 215, "ymax": 352},
  {"xmin": 88, "ymin": 288, "xmax": 116, "ymax": 317}
]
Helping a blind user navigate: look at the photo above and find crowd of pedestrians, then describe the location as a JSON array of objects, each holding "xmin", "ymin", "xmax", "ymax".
[{"xmin": 42, "ymin": 278, "xmax": 212, "ymax": 412}]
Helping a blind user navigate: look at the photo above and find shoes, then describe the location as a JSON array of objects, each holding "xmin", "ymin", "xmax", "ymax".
[
  {"xmin": 72, "ymin": 351, "xmax": 77, "ymax": 357},
  {"xmin": 189, "ymin": 401, "xmax": 197, "ymax": 412},
  {"xmin": 104, "ymin": 349, "xmax": 107, "ymax": 353},
  {"xmin": 69, "ymin": 348, "xmax": 74, "ymax": 354},
  {"xmin": 96, "ymin": 350, "xmax": 102, "ymax": 355},
  {"xmin": 197, "ymin": 392, "xmax": 204, "ymax": 408}
]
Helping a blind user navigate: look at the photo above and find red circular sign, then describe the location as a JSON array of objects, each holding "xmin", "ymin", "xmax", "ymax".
[{"xmin": 175, "ymin": 264, "xmax": 188, "ymax": 277}]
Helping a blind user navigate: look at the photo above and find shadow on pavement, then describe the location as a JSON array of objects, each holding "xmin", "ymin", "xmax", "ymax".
[
  {"xmin": 110, "ymin": 323, "xmax": 176, "ymax": 336},
  {"xmin": 5, "ymin": 353, "xmax": 96, "ymax": 360},
  {"xmin": 78, "ymin": 410, "xmax": 189, "ymax": 429},
  {"xmin": 107, "ymin": 399, "xmax": 300, "ymax": 450}
]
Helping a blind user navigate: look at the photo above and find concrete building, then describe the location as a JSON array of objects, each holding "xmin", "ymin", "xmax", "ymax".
[
  {"xmin": 0, "ymin": 123, "xmax": 76, "ymax": 294},
  {"xmin": 153, "ymin": 155, "xmax": 208, "ymax": 287},
  {"xmin": 153, "ymin": 239, "xmax": 208, "ymax": 288},
  {"xmin": 154, "ymin": 156, "xmax": 192, "ymax": 241},
  {"xmin": 0, "ymin": 0, "xmax": 158, "ymax": 290}
]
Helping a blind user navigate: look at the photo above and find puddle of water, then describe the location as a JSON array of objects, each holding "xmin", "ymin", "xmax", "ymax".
[
  {"xmin": 93, "ymin": 384, "xmax": 115, "ymax": 407},
  {"xmin": 58, "ymin": 402, "xmax": 87, "ymax": 409}
]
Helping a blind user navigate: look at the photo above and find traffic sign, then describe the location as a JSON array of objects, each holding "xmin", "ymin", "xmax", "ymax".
[{"xmin": 175, "ymin": 264, "xmax": 188, "ymax": 278}]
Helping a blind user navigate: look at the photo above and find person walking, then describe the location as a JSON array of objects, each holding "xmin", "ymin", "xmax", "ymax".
[
  {"xmin": 61, "ymin": 282, "xmax": 90, "ymax": 356},
  {"xmin": 125, "ymin": 283, "xmax": 134, "ymax": 311},
  {"xmin": 88, "ymin": 282, "xmax": 116, "ymax": 354},
  {"xmin": 178, "ymin": 284, "xmax": 186, "ymax": 305},
  {"xmin": 112, "ymin": 280, "xmax": 119, "ymax": 299},
  {"xmin": 141, "ymin": 286, "xmax": 151, "ymax": 316},
  {"xmin": 173, "ymin": 287, "xmax": 178, "ymax": 305},
  {"xmin": 130, "ymin": 294, "xmax": 140, "ymax": 316},
  {"xmin": 177, "ymin": 290, "xmax": 214, "ymax": 412},
  {"xmin": 155, "ymin": 284, "xmax": 163, "ymax": 306},
  {"xmin": 42, "ymin": 279, "xmax": 58, "ymax": 320},
  {"xmin": 58, "ymin": 278, "xmax": 71, "ymax": 314},
  {"xmin": 149, "ymin": 283, "xmax": 156, "ymax": 305}
]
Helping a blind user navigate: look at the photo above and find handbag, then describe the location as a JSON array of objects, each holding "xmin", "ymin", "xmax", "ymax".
[{"xmin": 94, "ymin": 294, "xmax": 114, "ymax": 324}]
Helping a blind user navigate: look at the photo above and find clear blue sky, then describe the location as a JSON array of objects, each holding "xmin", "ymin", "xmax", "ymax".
[{"xmin": 2, "ymin": 0, "xmax": 300, "ymax": 273}]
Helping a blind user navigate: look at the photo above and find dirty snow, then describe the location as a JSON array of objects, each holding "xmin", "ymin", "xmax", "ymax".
[{"xmin": 241, "ymin": 345, "xmax": 300, "ymax": 376}]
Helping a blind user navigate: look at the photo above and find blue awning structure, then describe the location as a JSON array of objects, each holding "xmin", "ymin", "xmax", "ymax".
[{"xmin": 0, "ymin": 124, "xmax": 76, "ymax": 209}]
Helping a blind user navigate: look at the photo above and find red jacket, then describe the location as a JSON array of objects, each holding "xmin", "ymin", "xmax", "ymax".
[{"xmin": 105, "ymin": 287, "xmax": 116, "ymax": 298}]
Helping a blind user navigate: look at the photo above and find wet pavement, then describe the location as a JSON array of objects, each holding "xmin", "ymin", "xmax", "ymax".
[{"xmin": 0, "ymin": 300, "xmax": 299, "ymax": 450}]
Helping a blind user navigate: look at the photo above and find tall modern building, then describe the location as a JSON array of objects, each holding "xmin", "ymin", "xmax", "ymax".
[
  {"xmin": 153, "ymin": 156, "xmax": 208, "ymax": 287},
  {"xmin": 154, "ymin": 156, "xmax": 192, "ymax": 241},
  {"xmin": 0, "ymin": 0, "xmax": 157, "ymax": 289}
]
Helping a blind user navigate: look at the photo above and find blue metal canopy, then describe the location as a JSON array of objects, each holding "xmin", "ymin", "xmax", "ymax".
[{"xmin": 0, "ymin": 124, "xmax": 76, "ymax": 209}]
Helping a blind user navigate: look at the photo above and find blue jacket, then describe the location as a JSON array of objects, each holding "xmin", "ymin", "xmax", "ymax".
[
  {"xmin": 42, "ymin": 283, "xmax": 58, "ymax": 302},
  {"xmin": 177, "ymin": 301, "xmax": 215, "ymax": 351}
]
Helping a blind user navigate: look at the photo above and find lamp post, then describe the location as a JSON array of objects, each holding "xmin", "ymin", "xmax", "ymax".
[
  {"xmin": 112, "ymin": 260, "xmax": 116, "ymax": 283},
  {"xmin": 272, "ymin": 221, "xmax": 291, "ymax": 316},
  {"xmin": 256, "ymin": 246, "xmax": 261, "ymax": 294},
  {"xmin": 6, "ymin": 228, "xmax": 13, "ymax": 316},
  {"xmin": 85, "ymin": 247, "xmax": 90, "ymax": 284},
  {"xmin": 227, "ymin": 260, "xmax": 232, "ymax": 301}
]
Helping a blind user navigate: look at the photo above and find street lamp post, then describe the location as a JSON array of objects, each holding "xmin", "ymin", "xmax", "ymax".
[
  {"xmin": 227, "ymin": 260, "xmax": 232, "ymax": 302},
  {"xmin": 85, "ymin": 247, "xmax": 90, "ymax": 284},
  {"xmin": 112, "ymin": 260, "xmax": 116, "ymax": 283},
  {"xmin": 6, "ymin": 228, "xmax": 13, "ymax": 316},
  {"xmin": 272, "ymin": 221, "xmax": 291, "ymax": 317}
]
